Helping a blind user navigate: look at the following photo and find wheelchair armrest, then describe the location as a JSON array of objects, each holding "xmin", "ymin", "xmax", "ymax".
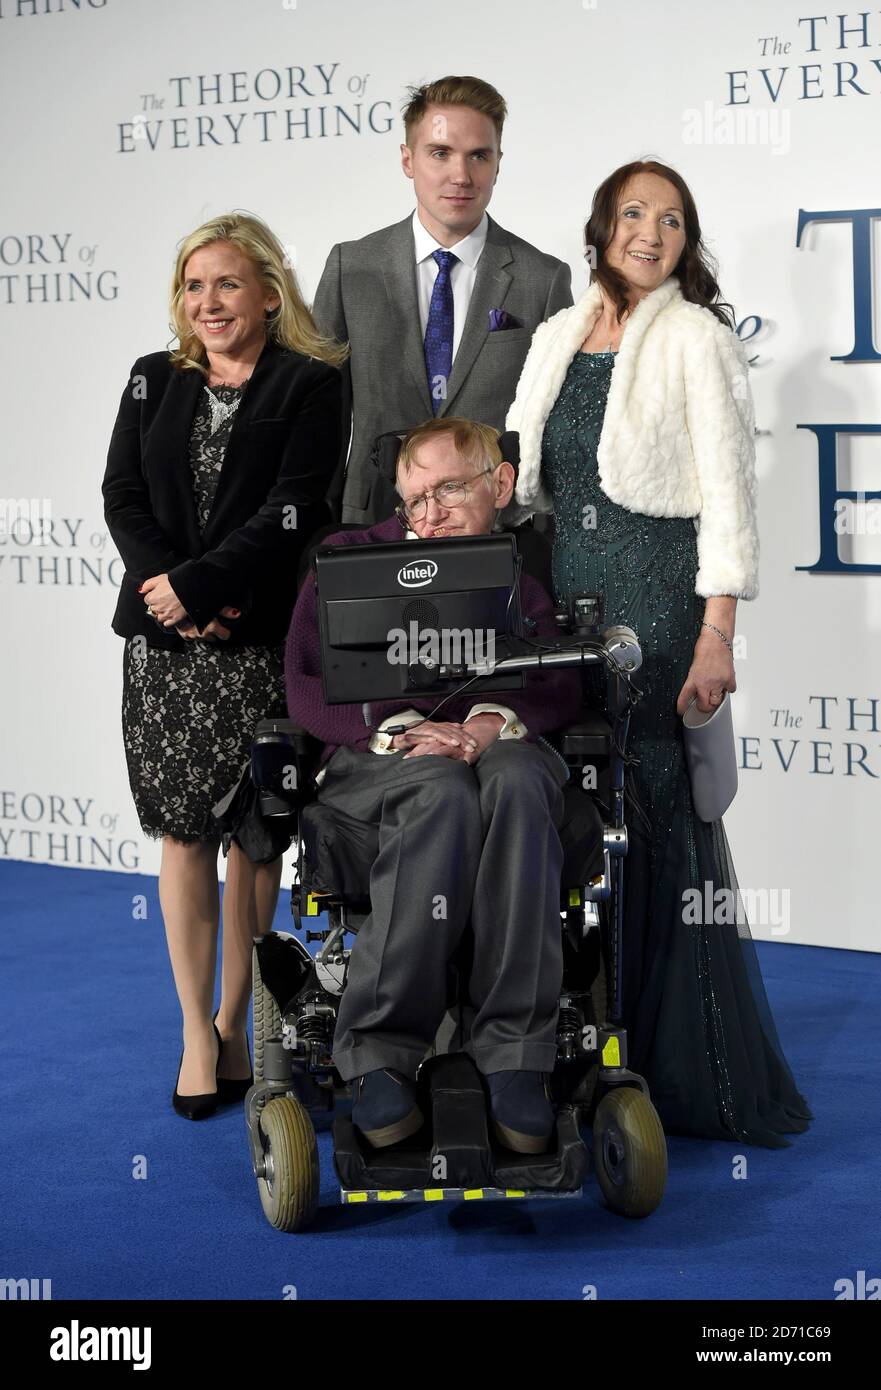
[
  {"xmin": 555, "ymin": 711, "xmax": 613, "ymax": 759},
  {"xmin": 251, "ymin": 717, "xmax": 322, "ymax": 817}
]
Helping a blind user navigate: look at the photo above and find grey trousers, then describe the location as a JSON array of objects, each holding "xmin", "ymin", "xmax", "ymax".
[{"xmin": 315, "ymin": 739, "xmax": 568, "ymax": 1081}]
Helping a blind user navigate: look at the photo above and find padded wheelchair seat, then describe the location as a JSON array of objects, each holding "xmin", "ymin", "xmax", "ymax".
[
  {"xmin": 559, "ymin": 784, "xmax": 606, "ymax": 885},
  {"xmin": 301, "ymin": 802, "xmax": 377, "ymax": 899},
  {"xmin": 333, "ymin": 1052, "xmax": 587, "ymax": 1193},
  {"xmin": 301, "ymin": 778, "xmax": 606, "ymax": 899}
]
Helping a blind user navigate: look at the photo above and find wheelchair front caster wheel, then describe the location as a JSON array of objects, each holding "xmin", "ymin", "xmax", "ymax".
[
  {"xmin": 257, "ymin": 1095, "xmax": 319, "ymax": 1232},
  {"xmin": 592, "ymin": 1086, "xmax": 667, "ymax": 1218}
]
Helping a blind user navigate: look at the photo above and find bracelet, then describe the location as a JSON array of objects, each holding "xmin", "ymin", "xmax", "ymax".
[{"xmin": 701, "ymin": 621, "xmax": 734, "ymax": 654}]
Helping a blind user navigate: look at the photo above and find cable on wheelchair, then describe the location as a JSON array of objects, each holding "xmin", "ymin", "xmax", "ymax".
[
  {"xmin": 382, "ymin": 553, "xmax": 648, "ymax": 746},
  {"xmin": 608, "ymin": 680, "xmax": 654, "ymax": 838},
  {"xmin": 383, "ymin": 637, "xmax": 644, "ymax": 736}
]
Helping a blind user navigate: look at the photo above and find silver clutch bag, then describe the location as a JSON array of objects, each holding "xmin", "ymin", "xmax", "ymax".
[{"xmin": 682, "ymin": 691, "xmax": 738, "ymax": 823}]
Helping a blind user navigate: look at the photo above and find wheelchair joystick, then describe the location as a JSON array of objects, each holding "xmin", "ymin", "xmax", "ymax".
[{"xmin": 572, "ymin": 592, "xmax": 604, "ymax": 637}]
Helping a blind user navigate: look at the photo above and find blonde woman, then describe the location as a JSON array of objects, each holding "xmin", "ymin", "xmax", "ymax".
[{"xmin": 103, "ymin": 213, "xmax": 344, "ymax": 1118}]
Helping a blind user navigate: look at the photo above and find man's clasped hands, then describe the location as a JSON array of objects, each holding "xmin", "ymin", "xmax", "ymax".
[{"xmin": 390, "ymin": 712, "xmax": 505, "ymax": 762}]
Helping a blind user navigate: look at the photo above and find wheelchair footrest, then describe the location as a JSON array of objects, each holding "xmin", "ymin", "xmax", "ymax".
[
  {"xmin": 340, "ymin": 1185, "xmax": 582, "ymax": 1205},
  {"xmin": 332, "ymin": 1052, "xmax": 587, "ymax": 1196}
]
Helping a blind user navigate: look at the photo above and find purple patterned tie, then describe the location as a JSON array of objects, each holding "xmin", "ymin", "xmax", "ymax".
[{"xmin": 423, "ymin": 249, "xmax": 458, "ymax": 415}]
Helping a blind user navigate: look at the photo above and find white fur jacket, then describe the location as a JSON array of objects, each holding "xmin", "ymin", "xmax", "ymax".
[{"xmin": 505, "ymin": 275, "xmax": 759, "ymax": 600}]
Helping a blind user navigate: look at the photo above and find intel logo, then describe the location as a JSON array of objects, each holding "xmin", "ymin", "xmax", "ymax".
[{"xmin": 397, "ymin": 560, "xmax": 438, "ymax": 588}]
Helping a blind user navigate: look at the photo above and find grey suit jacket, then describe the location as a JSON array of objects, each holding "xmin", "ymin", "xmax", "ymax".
[{"xmin": 312, "ymin": 211, "xmax": 573, "ymax": 523}]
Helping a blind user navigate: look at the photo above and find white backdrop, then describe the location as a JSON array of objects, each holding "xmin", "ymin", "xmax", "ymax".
[{"xmin": 1, "ymin": 0, "xmax": 878, "ymax": 950}]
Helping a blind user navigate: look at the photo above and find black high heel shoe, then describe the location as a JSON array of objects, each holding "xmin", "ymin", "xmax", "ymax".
[
  {"xmin": 172, "ymin": 1022, "xmax": 222, "ymax": 1120},
  {"xmin": 213, "ymin": 1010, "xmax": 253, "ymax": 1104}
]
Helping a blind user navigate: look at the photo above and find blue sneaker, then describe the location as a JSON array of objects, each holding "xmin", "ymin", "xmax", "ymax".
[
  {"xmin": 486, "ymin": 1070, "xmax": 555, "ymax": 1154},
  {"xmin": 352, "ymin": 1068, "xmax": 424, "ymax": 1149}
]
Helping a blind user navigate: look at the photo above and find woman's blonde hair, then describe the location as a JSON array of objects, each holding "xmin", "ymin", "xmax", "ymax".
[{"xmin": 168, "ymin": 211, "xmax": 349, "ymax": 373}]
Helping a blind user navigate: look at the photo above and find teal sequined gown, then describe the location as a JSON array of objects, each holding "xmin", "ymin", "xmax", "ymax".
[{"xmin": 543, "ymin": 350, "xmax": 812, "ymax": 1146}]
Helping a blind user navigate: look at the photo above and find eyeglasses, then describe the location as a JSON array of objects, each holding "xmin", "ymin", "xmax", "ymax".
[{"xmin": 396, "ymin": 465, "xmax": 499, "ymax": 524}]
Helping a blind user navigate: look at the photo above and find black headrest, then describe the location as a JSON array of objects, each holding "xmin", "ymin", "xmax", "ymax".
[
  {"xmin": 369, "ymin": 428, "xmax": 521, "ymax": 484},
  {"xmin": 370, "ymin": 431, "xmax": 405, "ymax": 484},
  {"xmin": 498, "ymin": 429, "xmax": 520, "ymax": 473}
]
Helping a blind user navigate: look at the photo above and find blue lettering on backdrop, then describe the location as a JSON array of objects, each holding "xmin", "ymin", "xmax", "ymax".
[
  {"xmin": 0, "ymin": 1, "xmax": 108, "ymax": 16},
  {"xmin": 117, "ymin": 65, "xmax": 395, "ymax": 152},
  {"xmin": 796, "ymin": 425, "xmax": 881, "ymax": 575},
  {"xmin": 724, "ymin": 12, "xmax": 881, "ymax": 104},
  {"xmin": 796, "ymin": 208, "xmax": 881, "ymax": 362},
  {"xmin": 735, "ymin": 315, "xmax": 763, "ymax": 364},
  {"xmin": 796, "ymin": 206, "xmax": 881, "ymax": 576}
]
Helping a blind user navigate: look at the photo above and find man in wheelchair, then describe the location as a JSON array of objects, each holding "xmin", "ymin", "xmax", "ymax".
[{"xmin": 284, "ymin": 417, "xmax": 585, "ymax": 1155}]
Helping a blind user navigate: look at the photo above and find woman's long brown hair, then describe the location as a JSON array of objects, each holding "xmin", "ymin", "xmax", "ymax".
[{"xmin": 584, "ymin": 160, "xmax": 735, "ymax": 329}]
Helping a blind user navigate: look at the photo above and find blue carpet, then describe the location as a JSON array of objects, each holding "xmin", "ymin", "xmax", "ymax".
[{"xmin": 0, "ymin": 860, "xmax": 877, "ymax": 1301}]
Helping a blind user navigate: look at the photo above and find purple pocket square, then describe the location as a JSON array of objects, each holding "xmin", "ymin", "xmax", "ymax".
[{"xmin": 488, "ymin": 308, "xmax": 524, "ymax": 332}]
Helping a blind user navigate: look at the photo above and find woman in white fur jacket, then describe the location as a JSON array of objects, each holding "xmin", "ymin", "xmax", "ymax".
[{"xmin": 507, "ymin": 160, "xmax": 811, "ymax": 1148}]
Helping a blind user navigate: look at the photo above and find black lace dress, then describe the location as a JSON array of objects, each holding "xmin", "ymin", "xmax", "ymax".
[
  {"xmin": 121, "ymin": 383, "xmax": 287, "ymax": 845},
  {"xmin": 543, "ymin": 349, "xmax": 812, "ymax": 1147}
]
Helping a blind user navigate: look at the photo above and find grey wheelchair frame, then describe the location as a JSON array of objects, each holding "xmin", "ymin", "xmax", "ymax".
[{"xmin": 244, "ymin": 598, "xmax": 668, "ymax": 1232}]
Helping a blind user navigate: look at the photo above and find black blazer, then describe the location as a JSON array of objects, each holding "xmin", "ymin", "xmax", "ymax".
[{"xmin": 102, "ymin": 340, "xmax": 343, "ymax": 651}]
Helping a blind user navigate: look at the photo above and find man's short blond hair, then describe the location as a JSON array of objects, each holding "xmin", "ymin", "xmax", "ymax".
[
  {"xmin": 401, "ymin": 76, "xmax": 507, "ymax": 152},
  {"xmin": 396, "ymin": 417, "xmax": 502, "ymax": 490}
]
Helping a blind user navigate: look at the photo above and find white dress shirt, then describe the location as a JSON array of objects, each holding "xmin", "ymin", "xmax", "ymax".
[{"xmin": 412, "ymin": 208, "xmax": 489, "ymax": 361}]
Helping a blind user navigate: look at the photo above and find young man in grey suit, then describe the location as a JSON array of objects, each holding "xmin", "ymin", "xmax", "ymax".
[{"xmin": 312, "ymin": 75, "xmax": 573, "ymax": 524}]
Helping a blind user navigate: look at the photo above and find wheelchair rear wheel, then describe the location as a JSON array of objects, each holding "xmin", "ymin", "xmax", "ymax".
[
  {"xmin": 257, "ymin": 1095, "xmax": 320, "ymax": 1232},
  {"xmin": 592, "ymin": 1086, "xmax": 667, "ymax": 1218},
  {"xmin": 252, "ymin": 942, "xmax": 283, "ymax": 1083}
]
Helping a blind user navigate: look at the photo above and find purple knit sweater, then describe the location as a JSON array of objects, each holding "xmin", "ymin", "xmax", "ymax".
[{"xmin": 284, "ymin": 516, "xmax": 584, "ymax": 765}]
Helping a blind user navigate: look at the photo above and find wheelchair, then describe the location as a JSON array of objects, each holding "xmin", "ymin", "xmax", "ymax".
[{"xmin": 242, "ymin": 587, "xmax": 668, "ymax": 1233}]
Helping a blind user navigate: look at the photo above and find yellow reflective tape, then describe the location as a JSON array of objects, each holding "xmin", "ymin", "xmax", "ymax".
[
  {"xmin": 463, "ymin": 1189, "xmax": 484, "ymax": 1200},
  {"xmin": 345, "ymin": 1192, "xmax": 368, "ymax": 1203},
  {"xmin": 377, "ymin": 1190, "xmax": 405, "ymax": 1201},
  {"xmin": 567, "ymin": 888, "xmax": 581, "ymax": 907},
  {"xmin": 505, "ymin": 1189, "xmax": 527, "ymax": 1198},
  {"xmin": 423, "ymin": 1189, "xmax": 444, "ymax": 1201},
  {"xmin": 602, "ymin": 1036, "xmax": 621, "ymax": 1066},
  {"xmin": 306, "ymin": 894, "xmax": 320, "ymax": 915}
]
